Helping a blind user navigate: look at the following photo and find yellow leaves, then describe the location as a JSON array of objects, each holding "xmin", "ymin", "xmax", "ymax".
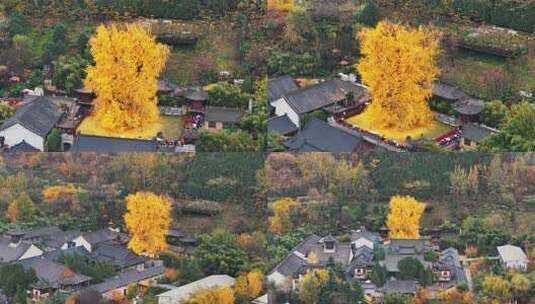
[
  {"xmin": 124, "ymin": 191, "xmax": 172, "ymax": 257},
  {"xmin": 439, "ymin": 287, "xmax": 475, "ymax": 304},
  {"xmin": 236, "ymin": 271, "xmax": 264, "ymax": 300},
  {"xmin": 482, "ymin": 275, "xmax": 511, "ymax": 300},
  {"xmin": 6, "ymin": 202, "xmax": 19, "ymax": 223},
  {"xmin": 307, "ymin": 252, "xmax": 319, "ymax": 265},
  {"xmin": 298, "ymin": 269, "xmax": 330, "ymax": 304},
  {"xmin": 85, "ymin": 23, "xmax": 170, "ymax": 132},
  {"xmin": 267, "ymin": 0, "xmax": 294, "ymax": 12},
  {"xmin": 188, "ymin": 287, "xmax": 235, "ymax": 304},
  {"xmin": 356, "ymin": 21, "xmax": 440, "ymax": 133},
  {"xmin": 269, "ymin": 197, "xmax": 298, "ymax": 235},
  {"xmin": 42, "ymin": 184, "xmax": 81, "ymax": 202},
  {"xmin": 386, "ymin": 195, "xmax": 425, "ymax": 239}
]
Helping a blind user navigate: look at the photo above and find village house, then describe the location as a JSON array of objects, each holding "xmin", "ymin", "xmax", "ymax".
[
  {"xmin": 71, "ymin": 135, "xmax": 159, "ymax": 153},
  {"xmin": 269, "ymin": 77, "xmax": 369, "ymax": 128},
  {"xmin": 0, "ymin": 96, "xmax": 62, "ymax": 151},
  {"xmin": 21, "ymin": 256, "xmax": 92, "ymax": 301},
  {"xmin": 497, "ymin": 245, "xmax": 529, "ymax": 272},
  {"xmin": 0, "ymin": 231, "xmax": 44, "ymax": 263},
  {"xmin": 203, "ymin": 107, "xmax": 242, "ymax": 131},
  {"xmin": 268, "ymin": 231, "xmax": 466, "ymax": 301},
  {"xmin": 459, "ymin": 123, "xmax": 498, "ymax": 149},
  {"xmin": 92, "ymin": 263, "xmax": 166, "ymax": 300},
  {"xmin": 157, "ymin": 275, "xmax": 236, "ymax": 304},
  {"xmin": 283, "ymin": 118, "xmax": 370, "ymax": 153},
  {"xmin": 267, "ymin": 114, "xmax": 298, "ymax": 137}
]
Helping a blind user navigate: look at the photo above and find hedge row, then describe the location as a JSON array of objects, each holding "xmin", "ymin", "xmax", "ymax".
[{"xmin": 451, "ymin": 0, "xmax": 535, "ymax": 33}]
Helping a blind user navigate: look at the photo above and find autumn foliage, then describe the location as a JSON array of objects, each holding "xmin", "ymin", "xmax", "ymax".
[
  {"xmin": 236, "ymin": 271, "xmax": 264, "ymax": 300},
  {"xmin": 85, "ymin": 24, "xmax": 170, "ymax": 132},
  {"xmin": 267, "ymin": 0, "xmax": 294, "ymax": 12},
  {"xmin": 42, "ymin": 184, "xmax": 81, "ymax": 202},
  {"xmin": 187, "ymin": 287, "xmax": 235, "ymax": 304},
  {"xmin": 269, "ymin": 197, "xmax": 298, "ymax": 235},
  {"xmin": 386, "ymin": 195, "xmax": 425, "ymax": 239},
  {"xmin": 124, "ymin": 191, "xmax": 172, "ymax": 257},
  {"xmin": 356, "ymin": 22, "xmax": 440, "ymax": 133}
]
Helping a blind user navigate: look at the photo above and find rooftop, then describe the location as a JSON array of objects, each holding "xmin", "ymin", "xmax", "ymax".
[
  {"xmin": 71, "ymin": 134, "xmax": 158, "ymax": 153},
  {"xmin": 157, "ymin": 275, "xmax": 236, "ymax": 302},
  {"xmin": 0, "ymin": 96, "xmax": 62, "ymax": 137},
  {"xmin": 268, "ymin": 76, "xmax": 299, "ymax": 102},
  {"xmin": 283, "ymin": 118, "xmax": 365, "ymax": 153}
]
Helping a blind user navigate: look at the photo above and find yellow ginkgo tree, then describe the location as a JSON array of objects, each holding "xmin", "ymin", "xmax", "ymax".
[
  {"xmin": 356, "ymin": 21, "xmax": 440, "ymax": 133},
  {"xmin": 386, "ymin": 195, "xmax": 426, "ymax": 239},
  {"xmin": 124, "ymin": 191, "xmax": 172, "ymax": 256},
  {"xmin": 85, "ymin": 24, "xmax": 170, "ymax": 132}
]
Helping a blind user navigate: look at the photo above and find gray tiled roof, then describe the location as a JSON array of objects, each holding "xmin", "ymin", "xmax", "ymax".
[
  {"xmin": 7, "ymin": 141, "xmax": 40, "ymax": 152},
  {"xmin": 0, "ymin": 96, "xmax": 62, "ymax": 137},
  {"xmin": 204, "ymin": 107, "xmax": 241, "ymax": 123},
  {"xmin": 350, "ymin": 230, "xmax": 383, "ymax": 244},
  {"xmin": 270, "ymin": 235, "xmax": 321, "ymax": 277},
  {"xmin": 0, "ymin": 238, "xmax": 34, "ymax": 263},
  {"xmin": 350, "ymin": 246, "xmax": 374, "ymax": 267},
  {"xmin": 21, "ymin": 226, "xmax": 62, "ymax": 241},
  {"xmin": 383, "ymin": 279, "xmax": 418, "ymax": 294},
  {"xmin": 267, "ymin": 115, "xmax": 298, "ymax": 135},
  {"xmin": 92, "ymin": 243, "xmax": 146, "ymax": 269},
  {"xmin": 439, "ymin": 247, "xmax": 466, "ymax": 287},
  {"xmin": 42, "ymin": 230, "xmax": 81, "ymax": 249},
  {"xmin": 308, "ymin": 242, "xmax": 352, "ymax": 266},
  {"xmin": 462, "ymin": 123, "xmax": 494, "ymax": 143},
  {"xmin": 91, "ymin": 266, "xmax": 166, "ymax": 293},
  {"xmin": 432, "ymin": 82, "xmax": 466, "ymax": 101},
  {"xmin": 20, "ymin": 257, "xmax": 92, "ymax": 289},
  {"xmin": 72, "ymin": 135, "xmax": 158, "ymax": 153},
  {"xmin": 283, "ymin": 118, "xmax": 364, "ymax": 153},
  {"xmin": 384, "ymin": 240, "xmax": 426, "ymax": 272},
  {"xmin": 281, "ymin": 79, "xmax": 367, "ymax": 114},
  {"xmin": 294, "ymin": 235, "xmax": 322, "ymax": 256},
  {"xmin": 454, "ymin": 98, "xmax": 484, "ymax": 115},
  {"xmin": 82, "ymin": 229, "xmax": 118, "ymax": 246},
  {"xmin": 268, "ymin": 76, "xmax": 298, "ymax": 102}
]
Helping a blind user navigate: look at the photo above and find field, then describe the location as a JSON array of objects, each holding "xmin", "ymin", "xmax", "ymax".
[
  {"xmin": 77, "ymin": 115, "xmax": 184, "ymax": 139},
  {"xmin": 347, "ymin": 112, "xmax": 453, "ymax": 142},
  {"xmin": 159, "ymin": 19, "xmax": 240, "ymax": 85}
]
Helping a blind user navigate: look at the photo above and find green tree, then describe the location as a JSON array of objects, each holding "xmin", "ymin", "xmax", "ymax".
[
  {"xmin": 369, "ymin": 261, "xmax": 387, "ymax": 287},
  {"xmin": 384, "ymin": 292, "xmax": 411, "ymax": 304},
  {"xmin": 355, "ymin": 0, "xmax": 380, "ymax": 27},
  {"xmin": 52, "ymin": 55, "xmax": 89, "ymax": 94},
  {"xmin": 14, "ymin": 286, "xmax": 27, "ymax": 304},
  {"xmin": 481, "ymin": 100, "xmax": 507, "ymax": 128},
  {"xmin": 8, "ymin": 11, "xmax": 28, "ymax": 37},
  {"xmin": 197, "ymin": 130, "xmax": 261, "ymax": 152},
  {"xmin": 479, "ymin": 102, "xmax": 535, "ymax": 152},
  {"xmin": 46, "ymin": 128, "xmax": 62, "ymax": 152},
  {"xmin": 397, "ymin": 257, "xmax": 424, "ymax": 281},
  {"xmin": 0, "ymin": 264, "xmax": 37, "ymax": 297},
  {"xmin": 42, "ymin": 23, "xmax": 68, "ymax": 63},
  {"xmin": 194, "ymin": 230, "xmax": 248, "ymax": 276},
  {"xmin": 0, "ymin": 104, "xmax": 14, "ymax": 121}
]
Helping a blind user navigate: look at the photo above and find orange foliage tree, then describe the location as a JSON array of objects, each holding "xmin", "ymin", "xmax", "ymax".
[
  {"xmin": 6, "ymin": 193, "xmax": 36, "ymax": 223},
  {"xmin": 386, "ymin": 195, "xmax": 425, "ymax": 239},
  {"xmin": 85, "ymin": 24, "xmax": 170, "ymax": 132},
  {"xmin": 356, "ymin": 21, "xmax": 440, "ymax": 132},
  {"xmin": 124, "ymin": 191, "xmax": 172, "ymax": 257},
  {"xmin": 267, "ymin": 0, "xmax": 294, "ymax": 12}
]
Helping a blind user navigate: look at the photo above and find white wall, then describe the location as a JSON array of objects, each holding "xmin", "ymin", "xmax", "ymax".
[
  {"xmin": 19, "ymin": 244, "xmax": 44, "ymax": 260},
  {"xmin": 64, "ymin": 235, "xmax": 92, "ymax": 252},
  {"xmin": 271, "ymin": 98, "xmax": 300, "ymax": 128},
  {"xmin": 353, "ymin": 238, "xmax": 374, "ymax": 250},
  {"xmin": 267, "ymin": 271, "xmax": 290, "ymax": 290},
  {"xmin": 0, "ymin": 123, "xmax": 44, "ymax": 151}
]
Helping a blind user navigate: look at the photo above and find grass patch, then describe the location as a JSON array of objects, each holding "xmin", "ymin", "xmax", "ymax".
[
  {"xmin": 346, "ymin": 111, "xmax": 453, "ymax": 142},
  {"xmin": 77, "ymin": 115, "xmax": 183, "ymax": 139},
  {"xmin": 161, "ymin": 20, "xmax": 239, "ymax": 85}
]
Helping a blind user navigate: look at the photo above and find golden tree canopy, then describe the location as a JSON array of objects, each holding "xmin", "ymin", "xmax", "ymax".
[
  {"xmin": 187, "ymin": 287, "xmax": 235, "ymax": 304},
  {"xmin": 124, "ymin": 191, "xmax": 172, "ymax": 256},
  {"xmin": 236, "ymin": 271, "xmax": 264, "ymax": 300},
  {"xmin": 356, "ymin": 21, "xmax": 440, "ymax": 132},
  {"xmin": 386, "ymin": 195, "xmax": 425, "ymax": 239},
  {"xmin": 267, "ymin": 0, "xmax": 294, "ymax": 12},
  {"xmin": 85, "ymin": 24, "xmax": 170, "ymax": 132},
  {"xmin": 269, "ymin": 197, "xmax": 298, "ymax": 235}
]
